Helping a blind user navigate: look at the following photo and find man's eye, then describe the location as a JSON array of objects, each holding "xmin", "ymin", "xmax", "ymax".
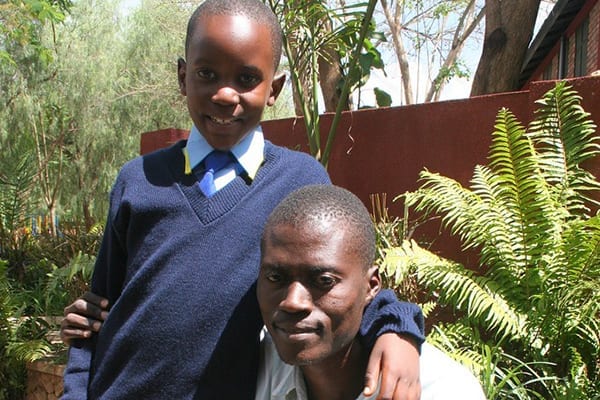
[
  {"xmin": 197, "ymin": 69, "xmax": 216, "ymax": 80},
  {"xmin": 239, "ymin": 74, "xmax": 260, "ymax": 87},
  {"xmin": 316, "ymin": 275, "xmax": 336, "ymax": 288}
]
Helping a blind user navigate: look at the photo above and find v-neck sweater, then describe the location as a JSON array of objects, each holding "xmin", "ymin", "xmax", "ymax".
[{"xmin": 63, "ymin": 140, "xmax": 424, "ymax": 399}]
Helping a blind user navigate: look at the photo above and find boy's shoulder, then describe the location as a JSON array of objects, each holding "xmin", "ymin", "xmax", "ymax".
[
  {"xmin": 264, "ymin": 140, "xmax": 322, "ymax": 165},
  {"xmin": 116, "ymin": 140, "xmax": 186, "ymax": 182}
]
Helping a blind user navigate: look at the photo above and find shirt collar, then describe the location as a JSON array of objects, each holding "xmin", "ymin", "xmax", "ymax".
[
  {"xmin": 282, "ymin": 366, "xmax": 377, "ymax": 400},
  {"xmin": 184, "ymin": 125, "xmax": 265, "ymax": 180}
]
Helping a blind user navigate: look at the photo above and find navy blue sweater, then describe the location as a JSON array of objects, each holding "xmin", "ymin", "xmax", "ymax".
[{"xmin": 63, "ymin": 140, "xmax": 424, "ymax": 399}]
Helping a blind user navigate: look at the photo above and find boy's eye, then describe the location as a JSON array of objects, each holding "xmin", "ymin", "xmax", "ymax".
[
  {"xmin": 239, "ymin": 74, "xmax": 261, "ymax": 88},
  {"xmin": 265, "ymin": 271, "xmax": 282, "ymax": 283},
  {"xmin": 197, "ymin": 69, "xmax": 216, "ymax": 81}
]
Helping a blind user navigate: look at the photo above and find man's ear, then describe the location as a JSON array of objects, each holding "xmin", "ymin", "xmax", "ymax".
[
  {"xmin": 177, "ymin": 57, "xmax": 187, "ymax": 96},
  {"xmin": 365, "ymin": 265, "xmax": 381, "ymax": 304},
  {"xmin": 267, "ymin": 73, "xmax": 286, "ymax": 106}
]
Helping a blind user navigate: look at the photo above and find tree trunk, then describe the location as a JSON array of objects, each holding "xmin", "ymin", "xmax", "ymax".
[
  {"xmin": 318, "ymin": 41, "xmax": 347, "ymax": 112},
  {"xmin": 288, "ymin": 1, "xmax": 348, "ymax": 114},
  {"xmin": 470, "ymin": 0, "xmax": 541, "ymax": 96}
]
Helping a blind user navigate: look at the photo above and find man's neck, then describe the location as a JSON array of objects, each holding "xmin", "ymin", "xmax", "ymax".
[{"xmin": 300, "ymin": 339, "xmax": 367, "ymax": 400}]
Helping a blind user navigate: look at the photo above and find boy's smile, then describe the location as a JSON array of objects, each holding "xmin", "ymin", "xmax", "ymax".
[{"xmin": 178, "ymin": 14, "xmax": 284, "ymax": 150}]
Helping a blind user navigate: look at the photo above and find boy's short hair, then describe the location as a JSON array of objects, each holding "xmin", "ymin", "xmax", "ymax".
[
  {"xmin": 186, "ymin": 0, "xmax": 283, "ymax": 69},
  {"xmin": 264, "ymin": 185, "xmax": 376, "ymax": 268}
]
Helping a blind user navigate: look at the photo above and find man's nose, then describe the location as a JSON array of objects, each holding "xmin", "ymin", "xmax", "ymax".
[{"xmin": 279, "ymin": 282, "xmax": 311, "ymax": 313}]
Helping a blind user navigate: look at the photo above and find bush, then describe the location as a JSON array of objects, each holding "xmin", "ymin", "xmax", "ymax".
[{"xmin": 382, "ymin": 82, "xmax": 600, "ymax": 399}]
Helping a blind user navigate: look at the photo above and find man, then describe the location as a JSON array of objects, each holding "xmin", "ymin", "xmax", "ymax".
[{"xmin": 255, "ymin": 184, "xmax": 487, "ymax": 399}]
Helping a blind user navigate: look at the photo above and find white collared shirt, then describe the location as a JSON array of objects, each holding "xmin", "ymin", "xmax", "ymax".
[
  {"xmin": 255, "ymin": 332, "xmax": 487, "ymax": 400},
  {"xmin": 184, "ymin": 125, "xmax": 265, "ymax": 191}
]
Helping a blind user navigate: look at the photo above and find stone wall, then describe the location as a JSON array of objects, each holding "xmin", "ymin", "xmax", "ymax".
[{"xmin": 25, "ymin": 361, "xmax": 64, "ymax": 400}]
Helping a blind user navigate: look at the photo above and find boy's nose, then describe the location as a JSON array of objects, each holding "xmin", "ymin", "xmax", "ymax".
[
  {"xmin": 279, "ymin": 282, "xmax": 311, "ymax": 314},
  {"xmin": 211, "ymin": 86, "xmax": 240, "ymax": 105}
]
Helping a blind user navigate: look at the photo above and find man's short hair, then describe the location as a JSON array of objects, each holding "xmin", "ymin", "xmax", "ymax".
[
  {"xmin": 185, "ymin": 0, "xmax": 283, "ymax": 69},
  {"xmin": 265, "ymin": 185, "xmax": 376, "ymax": 267}
]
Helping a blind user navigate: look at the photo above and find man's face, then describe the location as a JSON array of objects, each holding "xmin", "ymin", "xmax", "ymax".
[
  {"xmin": 178, "ymin": 14, "xmax": 284, "ymax": 150},
  {"xmin": 257, "ymin": 221, "xmax": 379, "ymax": 366}
]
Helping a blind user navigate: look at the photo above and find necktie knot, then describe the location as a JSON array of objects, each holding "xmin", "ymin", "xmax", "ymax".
[
  {"xmin": 204, "ymin": 151, "xmax": 232, "ymax": 172},
  {"xmin": 199, "ymin": 151, "xmax": 235, "ymax": 197}
]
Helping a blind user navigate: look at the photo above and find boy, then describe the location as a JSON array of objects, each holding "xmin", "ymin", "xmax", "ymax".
[
  {"xmin": 255, "ymin": 185, "xmax": 487, "ymax": 399},
  {"xmin": 62, "ymin": 1, "xmax": 424, "ymax": 399}
]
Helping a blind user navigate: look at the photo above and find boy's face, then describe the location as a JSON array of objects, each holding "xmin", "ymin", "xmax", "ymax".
[
  {"xmin": 178, "ymin": 14, "xmax": 285, "ymax": 150},
  {"xmin": 257, "ymin": 220, "xmax": 380, "ymax": 366}
]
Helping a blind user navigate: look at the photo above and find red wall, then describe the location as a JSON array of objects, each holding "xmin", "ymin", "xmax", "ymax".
[{"xmin": 140, "ymin": 76, "xmax": 600, "ymax": 264}]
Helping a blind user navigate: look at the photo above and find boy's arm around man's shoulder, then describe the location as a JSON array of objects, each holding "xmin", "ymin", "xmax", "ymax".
[{"xmin": 359, "ymin": 289, "xmax": 425, "ymax": 350}]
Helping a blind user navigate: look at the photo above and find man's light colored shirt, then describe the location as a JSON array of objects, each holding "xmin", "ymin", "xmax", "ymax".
[
  {"xmin": 255, "ymin": 333, "xmax": 487, "ymax": 400},
  {"xmin": 184, "ymin": 125, "xmax": 264, "ymax": 190}
]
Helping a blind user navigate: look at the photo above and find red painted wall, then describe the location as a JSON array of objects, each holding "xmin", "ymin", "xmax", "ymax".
[{"xmin": 140, "ymin": 76, "xmax": 600, "ymax": 264}]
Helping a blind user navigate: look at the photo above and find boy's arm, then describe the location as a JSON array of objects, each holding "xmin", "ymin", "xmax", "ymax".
[
  {"xmin": 62, "ymin": 339, "xmax": 95, "ymax": 399},
  {"xmin": 62, "ymin": 181, "xmax": 126, "ymax": 398},
  {"xmin": 359, "ymin": 289, "xmax": 425, "ymax": 400},
  {"xmin": 62, "ymin": 294, "xmax": 109, "ymax": 399}
]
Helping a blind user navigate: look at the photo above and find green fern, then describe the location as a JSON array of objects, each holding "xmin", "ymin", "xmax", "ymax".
[{"xmin": 384, "ymin": 82, "xmax": 600, "ymax": 398}]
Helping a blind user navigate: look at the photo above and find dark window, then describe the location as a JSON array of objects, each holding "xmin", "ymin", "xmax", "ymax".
[
  {"xmin": 543, "ymin": 61, "xmax": 554, "ymax": 80},
  {"xmin": 559, "ymin": 36, "xmax": 569, "ymax": 78},
  {"xmin": 574, "ymin": 17, "xmax": 589, "ymax": 77}
]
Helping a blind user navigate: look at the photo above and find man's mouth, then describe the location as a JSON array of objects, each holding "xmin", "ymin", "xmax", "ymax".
[
  {"xmin": 273, "ymin": 322, "xmax": 321, "ymax": 339},
  {"xmin": 208, "ymin": 115, "xmax": 237, "ymax": 125}
]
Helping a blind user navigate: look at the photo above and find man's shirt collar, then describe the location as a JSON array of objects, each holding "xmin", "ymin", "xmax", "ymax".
[{"xmin": 185, "ymin": 125, "xmax": 265, "ymax": 179}]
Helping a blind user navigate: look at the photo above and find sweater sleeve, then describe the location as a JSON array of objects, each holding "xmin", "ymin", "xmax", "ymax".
[
  {"xmin": 358, "ymin": 289, "xmax": 425, "ymax": 352},
  {"xmin": 62, "ymin": 339, "xmax": 94, "ymax": 399},
  {"xmin": 62, "ymin": 176, "xmax": 127, "ymax": 398}
]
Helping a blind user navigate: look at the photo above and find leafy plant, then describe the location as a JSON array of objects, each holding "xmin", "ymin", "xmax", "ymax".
[
  {"xmin": 267, "ymin": 0, "xmax": 386, "ymax": 168},
  {"xmin": 383, "ymin": 82, "xmax": 600, "ymax": 398},
  {"xmin": 0, "ymin": 259, "xmax": 57, "ymax": 400}
]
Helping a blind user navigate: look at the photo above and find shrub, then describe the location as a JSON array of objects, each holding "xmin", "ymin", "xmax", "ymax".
[{"xmin": 383, "ymin": 82, "xmax": 600, "ymax": 399}]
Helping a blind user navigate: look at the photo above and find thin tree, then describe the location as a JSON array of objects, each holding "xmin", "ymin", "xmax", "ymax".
[{"xmin": 379, "ymin": 0, "xmax": 484, "ymax": 104}]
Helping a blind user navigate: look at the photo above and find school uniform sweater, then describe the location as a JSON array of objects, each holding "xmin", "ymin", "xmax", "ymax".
[{"xmin": 62, "ymin": 140, "xmax": 424, "ymax": 400}]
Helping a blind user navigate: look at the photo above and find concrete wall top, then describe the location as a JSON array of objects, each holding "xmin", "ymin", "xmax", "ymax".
[{"xmin": 140, "ymin": 76, "xmax": 600, "ymax": 262}]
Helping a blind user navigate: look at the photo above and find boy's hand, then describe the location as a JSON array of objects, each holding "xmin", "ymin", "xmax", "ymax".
[
  {"xmin": 363, "ymin": 333, "xmax": 421, "ymax": 400},
  {"xmin": 60, "ymin": 291, "xmax": 109, "ymax": 346}
]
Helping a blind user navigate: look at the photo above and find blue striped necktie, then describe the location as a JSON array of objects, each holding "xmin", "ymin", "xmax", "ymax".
[{"xmin": 199, "ymin": 151, "xmax": 234, "ymax": 197}]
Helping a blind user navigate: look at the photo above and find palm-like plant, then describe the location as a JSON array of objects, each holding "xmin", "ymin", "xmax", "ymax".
[
  {"xmin": 266, "ymin": 0, "xmax": 383, "ymax": 168},
  {"xmin": 382, "ymin": 82, "xmax": 600, "ymax": 398}
]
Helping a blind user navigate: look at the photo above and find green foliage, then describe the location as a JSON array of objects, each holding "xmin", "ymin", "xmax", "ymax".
[
  {"xmin": 268, "ymin": 0, "xmax": 385, "ymax": 167},
  {"xmin": 373, "ymin": 87, "xmax": 393, "ymax": 107},
  {"xmin": 0, "ymin": 225, "xmax": 98, "ymax": 395},
  {"xmin": 382, "ymin": 82, "xmax": 600, "ymax": 398},
  {"xmin": 0, "ymin": 259, "xmax": 58, "ymax": 400},
  {"xmin": 0, "ymin": 0, "xmax": 72, "ymax": 68}
]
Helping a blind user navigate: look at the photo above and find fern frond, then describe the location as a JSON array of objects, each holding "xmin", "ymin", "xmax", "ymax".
[
  {"xmin": 387, "ymin": 240, "xmax": 526, "ymax": 340},
  {"xmin": 530, "ymin": 81, "xmax": 600, "ymax": 214},
  {"xmin": 470, "ymin": 165, "xmax": 530, "ymax": 278},
  {"xmin": 6, "ymin": 340, "xmax": 53, "ymax": 363},
  {"xmin": 488, "ymin": 108, "xmax": 559, "ymax": 268},
  {"xmin": 402, "ymin": 171, "xmax": 482, "ymax": 247}
]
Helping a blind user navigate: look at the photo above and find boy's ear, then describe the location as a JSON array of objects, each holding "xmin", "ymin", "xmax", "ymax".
[
  {"xmin": 365, "ymin": 265, "xmax": 381, "ymax": 304},
  {"xmin": 267, "ymin": 73, "xmax": 286, "ymax": 106},
  {"xmin": 177, "ymin": 57, "xmax": 187, "ymax": 96}
]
